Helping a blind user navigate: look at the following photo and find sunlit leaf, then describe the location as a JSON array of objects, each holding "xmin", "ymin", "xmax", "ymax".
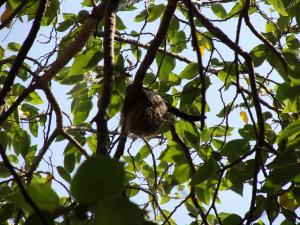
[
  {"xmin": 211, "ymin": 4, "xmax": 227, "ymax": 19},
  {"xmin": 267, "ymin": 0, "xmax": 288, "ymax": 16},
  {"xmin": 277, "ymin": 119, "xmax": 300, "ymax": 142},
  {"xmin": 240, "ymin": 111, "xmax": 248, "ymax": 124}
]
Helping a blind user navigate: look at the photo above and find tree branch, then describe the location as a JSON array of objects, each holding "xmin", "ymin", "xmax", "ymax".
[
  {"xmin": 0, "ymin": 0, "xmax": 30, "ymax": 30},
  {"xmin": 188, "ymin": 2, "xmax": 265, "ymax": 144},
  {"xmin": 95, "ymin": 0, "xmax": 119, "ymax": 155},
  {"xmin": 242, "ymin": 1, "xmax": 287, "ymax": 72},
  {"xmin": 169, "ymin": 125, "xmax": 209, "ymax": 225},
  {"xmin": 246, "ymin": 146, "xmax": 261, "ymax": 225},
  {"xmin": 111, "ymin": 34, "xmax": 192, "ymax": 64},
  {"xmin": 133, "ymin": 0, "xmax": 179, "ymax": 88},
  {"xmin": 0, "ymin": 2, "xmax": 106, "ymax": 126},
  {"xmin": 184, "ymin": 0, "xmax": 206, "ymax": 129},
  {"xmin": 42, "ymin": 85, "xmax": 89, "ymax": 158},
  {"xmin": 0, "ymin": 0, "xmax": 47, "ymax": 107},
  {"xmin": 26, "ymin": 130, "xmax": 58, "ymax": 183}
]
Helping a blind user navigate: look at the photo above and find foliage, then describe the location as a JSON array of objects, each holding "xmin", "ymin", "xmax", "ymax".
[{"xmin": 0, "ymin": 0, "xmax": 300, "ymax": 224}]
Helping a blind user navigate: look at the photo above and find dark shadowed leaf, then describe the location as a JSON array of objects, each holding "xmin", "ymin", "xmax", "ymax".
[
  {"xmin": 219, "ymin": 139, "xmax": 250, "ymax": 162},
  {"xmin": 71, "ymin": 156, "xmax": 124, "ymax": 206},
  {"xmin": 94, "ymin": 197, "xmax": 144, "ymax": 225}
]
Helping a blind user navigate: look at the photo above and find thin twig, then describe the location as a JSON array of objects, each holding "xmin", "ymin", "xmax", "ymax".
[
  {"xmin": 184, "ymin": 0, "xmax": 206, "ymax": 129},
  {"xmin": 133, "ymin": 0, "xmax": 179, "ymax": 87},
  {"xmin": 169, "ymin": 125, "xmax": 209, "ymax": 225}
]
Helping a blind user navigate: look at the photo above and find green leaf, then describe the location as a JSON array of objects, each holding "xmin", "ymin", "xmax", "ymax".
[
  {"xmin": 72, "ymin": 97, "xmax": 92, "ymax": 125},
  {"xmin": 0, "ymin": 163, "xmax": 11, "ymax": 178},
  {"xmin": 26, "ymin": 91, "xmax": 43, "ymax": 105},
  {"xmin": 238, "ymin": 124, "xmax": 256, "ymax": 140},
  {"xmin": 276, "ymin": 82, "xmax": 300, "ymax": 101},
  {"xmin": 147, "ymin": 4, "xmax": 165, "ymax": 22},
  {"xmin": 267, "ymin": 149, "xmax": 299, "ymax": 169},
  {"xmin": 179, "ymin": 79, "xmax": 200, "ymax": 110},
  {"xmin": 156, "ymin": 54, "xmax": 176, "ymax": 81},
  {"xmin": 171, "ymin": 164, "xmax": 190, "ymax": 184},
  {"xmin": 134, "ymin": 8, "xmax": 148, "ymax": 22},
  {"xmin": 57, "ymin": 166, "xmax": 71, "ymax": 183},
  {"xmin": 179, "ymin": 63, "xmax": 199, "ymax": 80},
  {"xmin": 175, "ymin": 120, "xmax": 200, "ymax": 149},
  {"xmin": 10, "ymin": 129, "xmax": 31, "ymax": 156},
  {"xmin": 109, "ymin": 92, "xmax": 123, "ymax": 118},
  {"xmin": 64, "ymin": 153, "xmax": 76, "ymax": 173},
  {"xmin": 266, "ymin": 197, "xmax": 279, "ymax": 223},
  {"xmin": 42, "ymin": 0, "xmax": 59, "ymax": 26},
  {"xmin": 87, "ymin": 134, "xmax": 97, "ymax": 153},
  {"xmin": 191, "ymin": 160, "xmax": 217, "ymax": 185},
  {"xmin": 116, "ymin": 15, "xmax": 126, "ymax": 30},
  {"xmin": 29, "ymin": 121, "xmax": 38, "ymax": 137},
  {"xmin": 158, "ymin": 145, "xmax": 187, "ymax": 164},
  {"xmin": 57, "ymin": 19, "xmax": 75, "ymax": 32},
  {"xmin": 219, "ymin": 139, "xmax": 250, "ymax": 162},
  {"xmin": 135, "ymin": 145, "xmax": 150, "ymax": 161},
  {"xmin": 222, "ymin": 214, "xmax": 242, "ymax": 225},
  {"xmin": 267, "ymin": 0, "xmax": 288, "ymax": 16},
  {"xmin": 170, "ymin": 30, "xmax": 187, "ymax": 53},
  {"xmin": 277, "ymin": 119, "xmax": 300, "ymax": 142},
  {"xmin": 168, "ymin": 17, "xmax": 179, "ymax": 40},
  {"xmin": 71, "ymin": 156, "xmax": 124, "ymax": 206},
  {"xmin": 0, "ymin": 46, "xmax": 4, "ymax": 60},
  {"xmin": 211, "ymin": 4, "xmax": 227, "ymax": 19},
  {"xmin": 250, "ymin": 44, "xmax": 267, "ymax": 67},
  {"xmin": 0, "ymin": 203, "xmax": 15, "ymax": 223},
  {"xmin": 24, "ymin": 211, "xmax": 54, "ymax": 225},
  {"xmin": 0, "ymin": 131, "xmax": 8, "ymax": 150},
  {"xmin": 94, "ymin": 197, "xmax": 144, "ymax": 225},
  {"xmin": 263, "ymin": 163, "xmax": 300, "ymax": 192},
  {"xmin": 6, "ymin": 183, "xmax": 60, "ymax": 212},
  {"xmin": 69, "ymin": 49, "xmax": 102, "ymax": 76},
  {"xmin": 295, "ymin": 3, "xmax": 300, "ymax": 26},
  {"xmin": 7, "ymin": 42, "xmax": 21, "ymax": 52}
]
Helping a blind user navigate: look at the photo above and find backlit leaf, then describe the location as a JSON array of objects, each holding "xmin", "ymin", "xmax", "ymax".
[{"xmin": 240, "ymin": 111, "xmax": 248, "ymax": 124}]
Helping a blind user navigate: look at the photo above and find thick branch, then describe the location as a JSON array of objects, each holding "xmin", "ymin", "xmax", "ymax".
[
  {"xmin": 0, "ymin": 0, "xmax": 47, "ymax": 107},
  {"xmin": 113, "ymin": 132, "xmax": 127, "ymax": 159},
  {"xmin": 95, "ymin": 0, "xmax": 119, "ymax": 155},
  {"xmin": 0, "ymin": 144, "xmax": 49, "ymax": 225},
  {"xmin": 246, "ymin": 146, "xmax": 261, "ymax": 225}
]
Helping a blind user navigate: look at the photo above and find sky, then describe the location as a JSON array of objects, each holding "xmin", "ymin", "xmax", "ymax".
[{"xmin": 0, "ymin": 0, "xmax": 289, "ymax": 224}]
